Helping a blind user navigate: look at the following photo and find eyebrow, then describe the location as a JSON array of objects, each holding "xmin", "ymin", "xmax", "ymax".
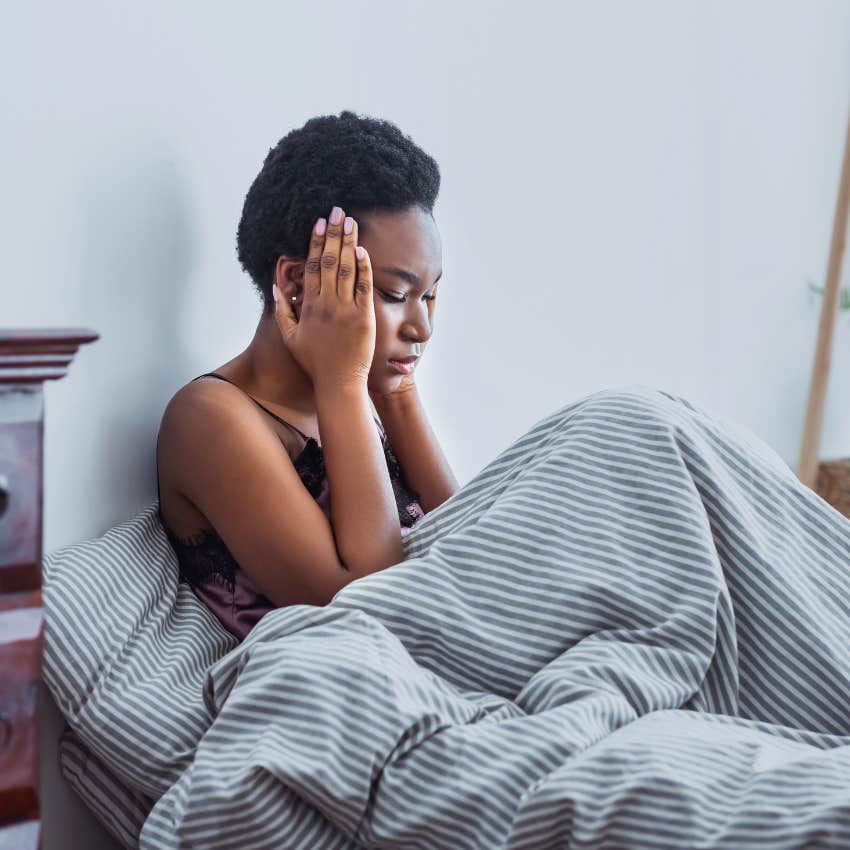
[{"xmin": 377, "ymin": 266, "xmax": 443, "ymax": 290}]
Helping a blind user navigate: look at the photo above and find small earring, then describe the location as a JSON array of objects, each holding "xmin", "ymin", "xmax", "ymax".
[{"xmin": 291, "ymin": 296, "xmax": 297, "ymax": 301}]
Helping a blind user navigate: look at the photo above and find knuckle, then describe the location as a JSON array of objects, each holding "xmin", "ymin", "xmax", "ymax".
[
  {"xmin": 337, "ymin": 262, "xmax": 354, "ymax": 280},
  {"xmin": 305, "ymin": 258, "xmax": 321, "ymax": 275},
  {"xmin": 320, "ymin": 252, "xmax": 338, "ymax": 269}
]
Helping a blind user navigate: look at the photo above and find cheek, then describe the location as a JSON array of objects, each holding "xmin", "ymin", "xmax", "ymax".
[{"xmin": 372, "ymin": 304, "xmax": 394, "ymax": 343}]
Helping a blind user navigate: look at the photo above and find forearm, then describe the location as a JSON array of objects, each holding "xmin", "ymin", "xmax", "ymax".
[
  {"xmin": 372, "ymin": 387, "xmax": 459, "ymax": 514},
  {"xmin": 315, "ymin": 384, "xmax": 405, "ymax": 578}
]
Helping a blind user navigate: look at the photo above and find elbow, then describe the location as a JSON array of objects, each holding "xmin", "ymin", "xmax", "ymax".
[{"xmin": 336, "ymin": 540, "xmax": 404, "ymax": 584}]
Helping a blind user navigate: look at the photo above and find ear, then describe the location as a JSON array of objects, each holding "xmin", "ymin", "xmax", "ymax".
[{"xmin": 275, "ymin": 256, "xmax": 305, "ymax": 303}]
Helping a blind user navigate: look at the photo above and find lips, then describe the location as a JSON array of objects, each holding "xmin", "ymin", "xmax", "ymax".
[
  {"xmin": 390, "ymin": 355, "xmax": 419, "ymax": 364},
  {"xmin": 388, "ymin": 358, "xmax": 415, "ymax": 375}
]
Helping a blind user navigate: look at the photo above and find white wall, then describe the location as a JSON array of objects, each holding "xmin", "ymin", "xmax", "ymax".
[{"xmin": 1, "ymin": 1, "xmax": 849, "ymax": 847}]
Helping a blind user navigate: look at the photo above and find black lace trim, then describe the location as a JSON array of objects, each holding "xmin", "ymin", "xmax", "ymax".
[
  {"xmin": 291, "ymin": 437, "xmax": 326, "ymax": 499},
  {"xmin": 294, "ymin": 433, "xmax": 421, "ymax": 526},
  {"xmin": 164, "ymin": 431, "xmax": 422, "ymax": 589},
  {"xmin": 382, "ymin": 438, "xmax": 422, "ymax": 527},
  {"xmin": 162, "ymin": 521, "xmax": 238, "ymax": 593}
]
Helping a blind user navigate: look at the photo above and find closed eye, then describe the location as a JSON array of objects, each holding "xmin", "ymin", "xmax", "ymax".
[{"xmin": 379, "ymin": 290, "xmax": 437, "ymax": 304}]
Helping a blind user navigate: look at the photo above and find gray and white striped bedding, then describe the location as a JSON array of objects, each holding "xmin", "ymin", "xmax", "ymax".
[
  {"xmin": 44, "ymin": 384, "xmax": 850, "ymax": 848},
  {"xmin": 58, "ymin": 726, "xmax": 155, "ymax": 849}
]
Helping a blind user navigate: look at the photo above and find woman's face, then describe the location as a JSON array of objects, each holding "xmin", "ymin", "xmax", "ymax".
[{"xmin": 355, "ymin": 206, "xmax": 443, "ymax": 395}]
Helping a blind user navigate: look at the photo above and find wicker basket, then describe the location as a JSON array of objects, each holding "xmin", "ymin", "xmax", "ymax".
[{"xmin": 814, "ymin": 458, "xmax": 850, "ymax": 520}]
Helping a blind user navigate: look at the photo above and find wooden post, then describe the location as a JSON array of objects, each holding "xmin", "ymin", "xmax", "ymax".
[
  {"xmin": 798, "ymin": 106, "xmax": 850, "ymax": 488},
  {"xmin": 0, "ymin": 329, "xmax": 98, "ymax": 849}
]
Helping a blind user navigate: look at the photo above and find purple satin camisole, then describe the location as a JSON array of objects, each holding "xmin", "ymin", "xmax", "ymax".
[{"xmin": 156, "ymin": 372, "xmax": 425, "ymax": 642}]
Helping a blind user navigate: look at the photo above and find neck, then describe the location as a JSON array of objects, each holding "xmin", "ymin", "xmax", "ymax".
[{"xmin": 230, "ymin": 310, "xmax": 316, "ymax": 414}]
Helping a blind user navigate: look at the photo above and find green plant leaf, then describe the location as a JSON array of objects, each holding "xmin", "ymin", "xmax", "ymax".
[{"xmin": 807, "ymin": 280, "xmax": 850, "ymax": 311}]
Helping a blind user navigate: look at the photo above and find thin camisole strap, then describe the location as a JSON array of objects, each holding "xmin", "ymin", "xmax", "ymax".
[
  {"xmin": 192, "ymin": 372, "xmax": 312, "ymax": 439},
  {"xmin": 192, "ymin": 372, "xmax": 386, "ymax": 440}
]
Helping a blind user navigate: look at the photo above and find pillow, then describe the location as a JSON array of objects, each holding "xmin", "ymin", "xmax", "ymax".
[
  {"xmin": 42, "ymin": 500, "xmax": 240, "ymax": 800},
  {"xmin": 58, "ymin": 724, "xmax": 155, "ymax": 850}
]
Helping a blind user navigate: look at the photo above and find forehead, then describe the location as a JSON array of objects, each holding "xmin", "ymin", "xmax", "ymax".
[{"xmin": 358, "ymin": 207, "xmax": 442, "ymax": 277}]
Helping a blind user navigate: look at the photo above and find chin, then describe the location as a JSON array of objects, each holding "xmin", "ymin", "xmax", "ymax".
[
  {"xmin": 366, "ymin": 373, "xmax": 390, "ymax": 393},
  {"xmin": 367, "ymin": 363, "xmax": 403, "ymax": 394}
]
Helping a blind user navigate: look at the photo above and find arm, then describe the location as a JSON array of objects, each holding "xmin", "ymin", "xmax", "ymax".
[
  {"xmin": 372, "ymin": 386, "xmax": 460, "ymax": 514},
  {"xmin": 163, "ymin": 379, "xmax": 405, "ymax": 608},
  {"xmin": 317, "ymin": 383, "xmax": 406, "ymax": 576}
]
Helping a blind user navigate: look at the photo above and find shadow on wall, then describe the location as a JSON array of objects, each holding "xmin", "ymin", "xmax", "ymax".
[{"xmin": 68, "ymin": 127, "xmax": 198, "ymax": 534}]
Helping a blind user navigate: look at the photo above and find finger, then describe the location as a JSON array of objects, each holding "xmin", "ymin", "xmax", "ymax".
[
  {"xmin": 273, "ymin": 282, "xmax": 294, "ymax": 341},
  {"xmin": 304, "ymin": 216, "xmax": 326, "ymax": 300},
  {"xmin": 354, "ymin": 244, "xmax": 373, "ymax": 311},
  {"xmin": 338, "ymin": 214, "xmax": 358, "ymax": 305},
  {"xmin": 321, "ymin": 206, "xmax": 345, "ymax": 303}
]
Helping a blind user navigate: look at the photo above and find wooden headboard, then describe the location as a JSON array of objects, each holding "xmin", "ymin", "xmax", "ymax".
[{"xmin": 0, "ymin": 329, "xmax": 98, "ymax": 849}]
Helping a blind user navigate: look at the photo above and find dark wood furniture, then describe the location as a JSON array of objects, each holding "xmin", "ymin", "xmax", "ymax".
[{"xmin": 0, "ymin": 329, "xmax": 98, "ymax": 849}]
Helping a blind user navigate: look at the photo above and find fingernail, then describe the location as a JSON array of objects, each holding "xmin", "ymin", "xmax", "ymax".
[
  {"xmin": 316, "ymin": 218, "xmax": 326, "ymax": 236},
  {"xmin": 330, "ymin": 206, "xmax": 343, "ymax": 226},
  {"xmin": 356, "ymin": 246, "xmax": 365, "ymax": 260},
  {"xmin": 344, "ymin": 216, "xmax": 354, "ymax": 234}
]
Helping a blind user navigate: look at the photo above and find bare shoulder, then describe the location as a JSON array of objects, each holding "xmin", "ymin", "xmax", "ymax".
[
  {"xmin": 160, "ymin": 375, "xmax": 254, "ymax": 434},
  {"xmin": 157, "ymin": 377, "xmax": 272, "ymax": 511}
]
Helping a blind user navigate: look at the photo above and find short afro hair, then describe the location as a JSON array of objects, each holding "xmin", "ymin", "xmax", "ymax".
[{"xmin": 236, "ymin": 110, "xmax": 441, "ymax": 314}]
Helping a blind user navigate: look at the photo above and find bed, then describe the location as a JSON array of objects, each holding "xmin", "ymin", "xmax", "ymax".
[{"xmin": 8, "ymin": 326, "xmax": 850, "ymax": 849}]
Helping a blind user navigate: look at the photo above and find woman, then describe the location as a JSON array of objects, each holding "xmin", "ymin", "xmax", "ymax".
[{"xmin": 156, "ymin": 111, "xmax": 459, "ymax": 641}]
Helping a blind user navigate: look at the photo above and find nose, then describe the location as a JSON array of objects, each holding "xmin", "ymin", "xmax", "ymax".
[{"xmin": 401, "ymin": 314, "xmax": 431, "ymax": 349}]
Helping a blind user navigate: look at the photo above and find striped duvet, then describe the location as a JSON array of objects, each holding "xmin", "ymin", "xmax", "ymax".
[{"xmin": 44, "ymin": 384, "xmax": 850, "ymax": 848}]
